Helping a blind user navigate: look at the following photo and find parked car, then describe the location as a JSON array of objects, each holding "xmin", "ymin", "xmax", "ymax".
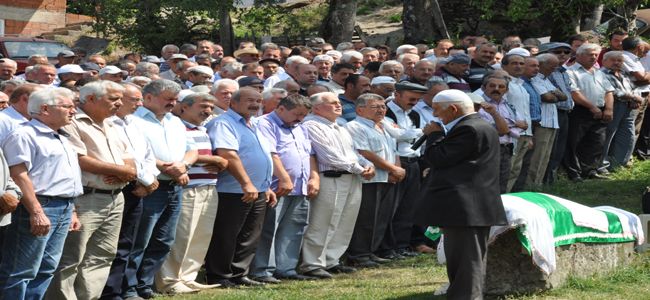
[{"xmin": 0, "ymin": 37, "xmax": 71, "ymax": 73}]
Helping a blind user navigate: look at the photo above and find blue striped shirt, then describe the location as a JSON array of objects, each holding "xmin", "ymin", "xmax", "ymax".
[
  {"xmin": 339, "ymin": 94, "xmax": 357, "ymax": 122},
  {"xmin": 522, "ymin": 77, "xmax": 542, "ymax": 122}
]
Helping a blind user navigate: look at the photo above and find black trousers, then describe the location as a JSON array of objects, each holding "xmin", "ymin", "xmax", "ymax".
[
  {"xmin": 564, "ymin": 106, "xmax": 608, "ymax": 178},
  {"xmin": 347, "ymin": 182, "xmax": 395, "ymax": 260},
  {"xmin": 634, "ymin": 98, "xmax": 650, "ymax": 159},
  {"xmin": 102, "ymin": 182, "xmax": 142, "ymax": 300},
  {"xmin": 443, "ymin": 226, "xmax": 491, "ymax": 300},
  {"xmin": 205, "ymin": 192, "xmax": 267, "ymax": 280},
  {"xmin": 378, "ymin": 157, "xmax": 420, "ymax": 254},
  {"xmin": 545, "ymin": 109, "xmax": 570, "ymax": 183},
  {"xmin": 499, "ymin": 144, "xmax": 513, "ymax": 194}
]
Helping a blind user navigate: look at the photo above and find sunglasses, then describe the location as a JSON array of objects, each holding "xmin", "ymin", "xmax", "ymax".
[{"xmin": 551, "ymin": 50, "xmax": 571, "ymax": 54}]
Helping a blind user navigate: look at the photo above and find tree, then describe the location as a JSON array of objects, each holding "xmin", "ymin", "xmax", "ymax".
[
  {"xmin": 320, "ymin": 0, "xmax": 357, "ymax": 45},
  {"xmin": 402, "ymin": 0, "xmax": 450, "ymax": 44}
]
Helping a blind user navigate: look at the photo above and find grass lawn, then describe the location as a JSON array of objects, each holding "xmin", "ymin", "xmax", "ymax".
[{"xmin": 164, "ymin": 161, "xmax": 650, "ymax": 300}]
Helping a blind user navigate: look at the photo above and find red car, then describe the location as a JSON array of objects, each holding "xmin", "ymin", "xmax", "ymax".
[{"xmin": 0, "ymin": 37, "xmax": 71, "ymax": 73}]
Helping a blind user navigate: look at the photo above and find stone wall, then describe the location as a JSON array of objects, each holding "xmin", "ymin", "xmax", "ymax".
[
  {"xmin": 1, "ymin": 0, "xmax": 67, "ymax": 36},
  {"xmin": 485, "ymin": 229, "xmax": 636, "ymax": 296}
]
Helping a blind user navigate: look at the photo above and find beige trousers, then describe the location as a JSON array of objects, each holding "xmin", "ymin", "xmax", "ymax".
[
  {"xmin": 507, "ymin": 136, "xmax": 533, "ymax": 192},
  {"xmin": 155, "ymin": 185, "xmax": 218, "ymax": 291},
  {"xmin": 46, "ymin": 192, "xmax": 124, "ymax": 300},
  {"xmin": 527, "ymin": 126, "xmax": 557, "ymax": 186},
  {"xmin": 299, "ymin": 174, "xmax": 362, "ymax": 272}
]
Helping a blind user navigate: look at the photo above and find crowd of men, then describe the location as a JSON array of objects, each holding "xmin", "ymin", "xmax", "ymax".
[{"xmin": 0, "ymin": 30, "xmax": 648, "ymax": 299}]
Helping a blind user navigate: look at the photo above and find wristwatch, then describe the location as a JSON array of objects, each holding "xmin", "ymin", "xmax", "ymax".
[{"xmin": 182, "ymin": 160, "xmax": 192, "ymax": 173}]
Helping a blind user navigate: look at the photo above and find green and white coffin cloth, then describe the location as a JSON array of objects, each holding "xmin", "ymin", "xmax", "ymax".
[{"xmin": 426, "ymin": 192, "xmax": 645, "ymax": 275}]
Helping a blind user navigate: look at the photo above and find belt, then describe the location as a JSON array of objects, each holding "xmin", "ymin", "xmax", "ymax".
[
  {"xmin": 321, "ymin": 170, "xmax": 351, "ymax": 178},
  {"xmin": 399, "ymin": 156, "xmax": 419, "ymax": 163},
  {"xmin": 83, "ymin": 186, "xmax": 122, "ymax": 196},
  {"xmin": 36, "ymin": 195, "xmax": 74, "ymax": 201},
  {"xmin": 158, "ymin": 179, "xmax": 177, "ymax": 187}
]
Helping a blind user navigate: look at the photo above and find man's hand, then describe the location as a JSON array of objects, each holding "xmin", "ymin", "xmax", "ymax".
[
  {"xmin": 390, "ymin": 166, "xmax": 406, "ymax": 182},
  {"xmin": 144, "ymin": 179, "xmax": 159, "ymax": 194},
  {"xmin": 203, "ymin": 156, "xmax": 229, "ymax": 173},
  {"xmin": 241, "ymin": 182, "xmax": 259, "ymax": 203},
  {"xmin": 275, "ymin": 178, "xmax": 294, "ymax": 198},
  {"xmin": 132, "ymin": 183, "xmax": 149, "ymax": 198},
  {"xmin": 265, "ymin": 189, "xmax": 278, "ymax": 208},
  {"xmin": 0, "ymin": 192, "xmax": 19, "ymax": 215},
  {"xmin": 30, "ymin": 211, "xmax": 51, "ymax": 236},
  {"xmin": 69, "ymin": 210, "xmax": 81, "ymax": 231},
  {"xmin": 590, "ymin": 107, "xmax": 603, "ymax": 119},
  {"xmin": 602, "ymin": 107, "xmax": 613, "ymax": 122},
  {"xmin": 514, "ymin": 120, "xmax": 528, "ymax": 130},
  {"xmin": 103, "ymin": 165, "xmax": 137, "ymax": 185},
  {"xmin": 361, "ymin": 166, "xmax": 375, "ymax": 180},
  {"xmin": 161, "ymin": 161, "xmax": 187, "ymax": 178},
  {"xmin": 480, "ymin": 102, "xmax": 498, "ymax": 115},
  {"xmin": 307, "ymin": 177, "xmax": 320, "ymax": 199},
  {"xmin": 422, "ymin": 122, "xmax": 443, "ymax": 135},
  {"xmin": 175, "ymin": 173, "xmax": 190, "ymax": 186}
]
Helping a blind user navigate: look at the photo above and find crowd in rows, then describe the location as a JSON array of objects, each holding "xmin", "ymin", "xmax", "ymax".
[{"xmin": 0, "ymin": 29, "xmax": 647, "ymax": 300}]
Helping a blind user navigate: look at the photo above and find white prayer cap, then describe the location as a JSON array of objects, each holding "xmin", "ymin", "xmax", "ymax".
[
  {"xmin": 187, "ymin": 65, "xmax": 214, "ymax": 77},
  {"xmin": 178, "ymin": 89, "xmax": 195, "ymax": 102},
  {"xmin": 326, "ymin": 50, "xmax": 342, "ymax": 59},
  {"xmin": 432, "ymin": 89, "xmax": 473, "ymax": 103},
  {"xmin": 506, "ymin": 47, "xmax": 531, "ymax": 57},
  {"xmin": 370, "ymin": 76, "xmax": 396, "ymax": 86}
]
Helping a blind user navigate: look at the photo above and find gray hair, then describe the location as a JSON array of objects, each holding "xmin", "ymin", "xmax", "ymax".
[
  {"xmin": 79, "ymin": 80, "xmax": 125, "ymax": 104},
  {"xmin": 274, "ymin": 80, "xmax": 299, "ymax": 90},
  {"xmin": 128, "ymin": 76, "xmax": 152, "ymax": 87},
  {"xmin": 279, "ymin": 94, "xmax": 311, "ymax": 110},
  {"xmin": 135, "ymin": 62, "xmax": 159, "ymax": 77},
  {"xmin": 28, "ymin": 87, "xmax": 75, "ymax": 116},
  {"xmin": 182, "ymin": 92, "xmax": 215, "ymax": 106},
  {"xmin": 263, "ymin": 88, "xmax": 287, "ymax": 101},
  {"xmin": 286, "ymin": 55, "xmax": 310, "ymax": 67},
  {"xmin": 395, "ymin": 44, "xmax": 417, "ymax": 56},
  {"xmin": 427, "ymin": 80, "xmax": 449, "ymax": 89},
  {"xmin": 0, "ymin": 58, "xmax": 17, "ymax": 68},
  {"xmin": 379, "ymin": 60, "xmax": 403, "ymax": 73},
  {"xmin": 222, "ymin": 62, "xmax": 243, "ymax": 74},
  {"xmin": 161, "ymin": 44, "xmax": 179, "ymax": 54},
  {"xmin": 142, "ymin": 79, "xmax": 181, "ymax": 96},
  {"xmin": 32, "ymin": 63, "xmax": 56, "ymax": 73},
  {"xmin": 211, "ymin": 79, "xmax": 239, "ymax": 94},
  {"xmin": 603, "ymin": 50, "xmax": 625, "ymax": 61},
  {"xmin": 0, "ymin": 79, "xmax": 23, "ymax": 92},
  {"xmin": 535, "ymin": 53, "xmax": 558, "ymax": 65},
  {"xmin": 576, "ymin": 43, "xmax": 601, "ymax": 55},
  {"xmin": 260, "ymin": 42, "xmax": 280, "ymax": 52},
  {"xmin": 359, "ymin": 47, "xmax": 378, "ymax": 54},
  {"xmin": 397, "ymin": 53, "xmax": 419, "ymax": 63},
  {"xmin": 355, "ymin": 93, "xmax": 384, "ymax": 107},
  {"xmin": 341, "ymin": 51, "xmax": 363, "ymax": 63},
  {"xmin": 336, "ymin": 42, "xmax": 354, "ymax": 52},
  {"xmin": 309, "ymin": 92, "xmax": 336, "ymax": 106}
]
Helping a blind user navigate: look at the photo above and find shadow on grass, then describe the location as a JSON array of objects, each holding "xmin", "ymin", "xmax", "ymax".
[{"xmin": 386, "ymin": 291, "xmax": 445, "ymax": 300}]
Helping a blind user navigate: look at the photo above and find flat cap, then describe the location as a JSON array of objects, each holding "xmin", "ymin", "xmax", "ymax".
[
  {"xmin": 80, "ymin": 62, "xmax": 100, "ymax": 72},
  {"xmin": 238, "ymin": 76, "xmax": 264, "ymax": 87},
  {"xmin": 395, "ymin": 81, "xmax": 428, "ymax": 93},
  {"xmin": 99, "ymin": 65, "xmax": 127, "ymax": 76},
  {"xmin": 58, "ymin": 50, "xmax": 76, "ymax": 57},
  {"xmin": 370, "ymin": 76, "xmax": 396, "ymax": 86},
  {"xmin": 57, "ymin": 64, "xmax": 87, "ymax": 74},
  {"xmin": 538, "ymin": 42, "xmax": 572, "ymax": 54},
  {"xmin": 446, "ymin": 53, "xmax": 471, "ymax": 64},
  {"xmin": 187, "ymin": 65, "xmax": 214, "ymax": 77},
  {"xmin": 259, "ymin": 58, "xmax": 281, "ymax": 65}
]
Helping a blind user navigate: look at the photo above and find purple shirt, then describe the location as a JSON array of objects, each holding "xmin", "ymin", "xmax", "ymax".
[
  {"xmin": 478, "ymin": 94, "xmax": 522, "ymax": 145},
  {"xmin": 257, "ymin": 111, "xmax": 313, "ymax": 196}
]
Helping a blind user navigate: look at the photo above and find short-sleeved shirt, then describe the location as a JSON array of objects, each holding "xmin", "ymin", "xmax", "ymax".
[
  {"xmin": 532, "ymin": 74, "xmax": 559, "ymax": 129},
  {"xmin": 133, "ymin": 106, "xmax": 196, "ymax": 180},
  {"xmin": 111, "ymin": 115, "xmax": 159, "ymax": 186},
  {"xmin": 567, "ymin": 64, "xmax": 615, "ymax": 108},
  {"xmin": 64, "ymin": 109, "xmax": 131, "ymax": 189},
  {"xmin": 257, "ymin": 111, "xmax": 312, "ymax": 195},
  {"xmin": 623, "ymin": 51, "xmax": 650, "ymax": 92},
  {"xmin": 0, "ymin": 106, "xmax": 29, "ymax": 141},
  {"xmin": 345, "ymin": 116, "xmax": 396, "ymax": 183},
  {"xmin": 548, "ymin": 68, "xmax": 575, "ymax": 111},
  {"xmin": 2, "ymin": 118, "xmax": 82, "ymax": 197},
  {"xmin": 477, "ymin": 94, "xmax": 523, "ymax": 145},
  {"xmin": 183, "ymin": 121, "xmax": 218, "ymax": 187},
  {"xmin": 206, "ymin": 109, "xmax": 273, "ymax": 193}
]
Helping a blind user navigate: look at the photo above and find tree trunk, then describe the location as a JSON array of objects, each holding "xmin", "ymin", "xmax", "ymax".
[
  {"xmin": 320, "ymin": 0, "xmax": 357, "ymax": 45},
  {"xmin": 550, "ymin": 13, "xmax": 581, "ymax": 42},
  {"xmin": 218, "ymin": 2, "xmax": 235, "ymax": 56},
  {"xmin": 431, "ymin": 0, "xmax": 450, "ymax": 40},
  {"xmin": 402, "ymin": 0, "xmax": 436, "ymax": 44},
  {"xmin": 581, "ymin": 4, "xmax": 604, "ymax": 31},
  {"xmin": 609, "ymin": 0, "xmax": 641, "ymax": 34}
]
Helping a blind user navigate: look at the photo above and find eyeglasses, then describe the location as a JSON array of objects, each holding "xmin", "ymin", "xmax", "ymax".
[
  {"xmin": 551, "ymin": 50, "xmax": 571, "ymax": 54},
  {"xmin": 366, "ymin": 105, "xmax": 387, "ymax": 110},
  {"xmin": 49, "ymin": 104, "xmax": 75, "ymax": 109}
]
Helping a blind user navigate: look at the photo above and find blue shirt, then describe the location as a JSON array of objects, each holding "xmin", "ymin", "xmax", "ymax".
[
  {"xmin": 2, "ymin": 119, "xmax": 83, "ymax": 198},
  {"xmin": 339, "ymin": 94, "xmax": 357, "ymax": 122},
  {"xmin": 133, "ymin": 106, "xmax": 195, "ymax": 180},
  {"xmin": 345, "ymin": 116, "xmax": 396, "ymax": 183},
  {"xmin": 0, "ymin": 106, "xmax": 28, "ymax": 141},
  {"xmin": 257, "ymin": 111, "xmax": 312, "ymax": 196},
  {"xmin": 548, "ymin": 67, "xmax": 574, "ymax": 111},
  {"xmin": 206, "ymin": 109, "xmax": 273, "ymax": 193},
  {"xmin": 522, "ymin": 77, "xmax": 542, "ymax": 122}
]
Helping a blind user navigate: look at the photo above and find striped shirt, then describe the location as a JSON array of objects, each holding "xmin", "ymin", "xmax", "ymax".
[
  {"xmin": 430, "ymin": 68, "xmax": 471, "ymax": 92},
  {"xmin": 339, "ymin": 94, "xmax": 357, "ymax": 122},
  {"xmin": 548, "ymin": 67, "xmax": 575, "ymax": 111},
  {"xmin": 184, "ymin": 121, "xmax": 217, "ymax": 187},
  {"xmin": 532, "ymin": 74, "xmax": 559, "ymax": 129},
  {"xmin": 303, "ymin": 114, "xmax": 372, "ymax": 174},
  {"xmin": 505, "ymin": 77, "xmax": 532, "ymax": 136},
  {"xmin": 522, "ymin": 77, "xmax": 542, "ymax": 122}
]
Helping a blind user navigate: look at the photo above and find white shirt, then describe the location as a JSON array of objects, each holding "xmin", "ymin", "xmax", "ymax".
[
  {"xmin": 623, "ymin": 51, "xmax": 650, "ymax": 92},
  {"xmin": 303, "ymin": 114, "xmax": 371, "ymax": 174},
  {"xmin": 111, "ymin": 115, "xmax": 160, "ymax": 186},
  {"xmin": 345, "ymin": 116, "xmax": 396, "ymax": 183},
  {"xmin": 264, "ymin": 72, "xmax": 291, "ymax": 91},
  {"xmin": 0, "ymin": 106, "xmax": 29, "ymax": 141},
  {"xmin": 567, "ymin": 64, "xmax": 615, "ymax": 108},
  {"xmin": 385, "ymin": 100, "xmax": 423, "ymax": 158},
  {"xmin": 506, "ymin": 77, "xmax": 532, "ymax": 136}
]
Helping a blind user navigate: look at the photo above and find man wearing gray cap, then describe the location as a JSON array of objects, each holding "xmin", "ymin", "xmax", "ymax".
[
  {"xmin": 416, "ymin": 89, "xmax": 505, "ymax": 299},
  {"xmin": 430, "ymin": 53, "xmax": 471, "ymax": 92},
  {"xmin": 55, "ymin": 51, "xmax": 77, "ymax": 70}
]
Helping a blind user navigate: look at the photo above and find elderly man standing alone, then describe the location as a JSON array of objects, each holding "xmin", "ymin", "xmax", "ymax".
[
  {"xmin": 299, "ymin": 92, "xmax": 375, "ymax": 279},
  {"xmin": 416, "ymin": 89, "xmax": 506, "ymax": 299}
]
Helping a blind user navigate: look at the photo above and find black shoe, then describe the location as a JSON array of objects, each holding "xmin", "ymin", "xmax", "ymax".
[
  {"xmin": 302, "ymin": 268, "xmax": 333, "ymax": 279},
  {"xmin": 138, "ymin": 290, "xmax": 158, "ymax": 299},
  {"xmin": 206, "ymin": 278, "xmax": 237, "ymax": 288},
  {"xmin": 587, "ymin": 172, "xmax": 609, "ymax": 180},
  {"xmin": 231, "ymin": 276, "xmax": 265, "ymax": 286},
  {"xmin": 370, "ymin": 254, "xmax": 391, "ymax": 264},
  {"xmin": 252, "ymin": 276, "xmax": 281, "ymax": 284},
  {"xmin": 569, "ymin": 175, "xmax": 584, "ymax": 183},
  {"xmin": 275, "ymin": 273, "xmax": 316, "ymax": 280},
  {"xmin": 327, "ymin": 265, "xmax": 357, "ymax": 274},
  {"xmin": 398, "ymin": 249, "xmax": 419, "ymax": 257},
  {"xmin": 350, "ymin": 259, "xmax": 380, "ymax": 268}
]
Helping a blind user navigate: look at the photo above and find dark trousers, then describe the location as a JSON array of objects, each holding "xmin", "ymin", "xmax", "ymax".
[
  {"xmin": 634, "ymin": 96, "xmax": 650, "ymax": 159},
  {"xmin": 511, "ymin": 146, "xmax": 533, "ymax": 192},
  {"xmin": 347, "ymin": 183, "xmax": 395, "ymax": 260},
  {"xmin": 205, "ymin": 192, "xmax": 267, "ymax": 281},
  {"xmin": 545, "ymin": 109, "xmax": 570, "ymax": 184},
  {"xmin": 101, "ymin": 182, "xmax": 142, "ymax": 300},
  {"xmin": 443, "ymin": 226, "xmax": 490, "ymax": 300},
  {"xmin": 499, "ymin": 144, "xmax": 513, "ymax": 194},
  {"xmin": 378, "ymin": 157, "xmax": 420, "ymax": 254},
  {"xmin": 564, "ymin": 106, "xmax": 608, "ymax": 178}
]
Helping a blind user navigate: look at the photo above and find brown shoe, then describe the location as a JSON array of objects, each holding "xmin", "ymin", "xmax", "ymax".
[{"xmin": 414, "ymin": 244, "xmax": 435, "ymax": 254}]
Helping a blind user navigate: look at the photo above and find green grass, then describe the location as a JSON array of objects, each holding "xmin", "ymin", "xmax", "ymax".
[{"xmin": 164, "ymin": 161, "xmax": 650, "ymax": 299}]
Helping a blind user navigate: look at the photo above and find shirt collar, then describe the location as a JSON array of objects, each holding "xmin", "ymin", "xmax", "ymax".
[
  {"xmin": 444, "ymin": 113, "xmax": 474, "ymax": 131},
  {"xmin": 29, "ymin": 118, "xmax": 57, "ymax": 135},
  {"xmin": 267, "ymin": 111, "xmax": 288, "ymax": 128},
  {"xmin": 415, "ymin": 100, "xmax": 432, "ymax": 110},
  {"xmin": 306, "ymin": 113, "xmax": 337, "ymax": 127},
  {"xmin": 355, "ymin": 116, "xmax": 377, "ymax": 128}
]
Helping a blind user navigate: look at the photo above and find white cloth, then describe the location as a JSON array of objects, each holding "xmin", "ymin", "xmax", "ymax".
[
  {"xmin": 110, "ymin": 115, "xmax": 160, "ymax": 186},
  {"xmin": 595, "ymin": 206, "xmax": 645, "ymax": 245},
  {"xmin": 386, "ymin": 100, "xmax": 423, "ymax": 158}
]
